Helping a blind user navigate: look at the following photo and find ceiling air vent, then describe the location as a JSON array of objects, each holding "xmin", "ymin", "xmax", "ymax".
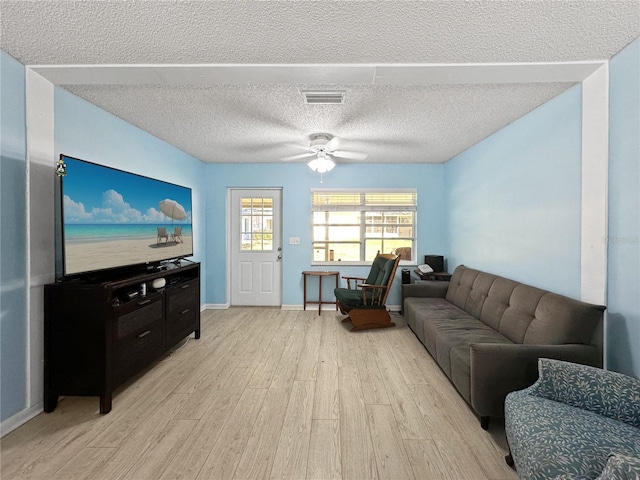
[{"xmin": 301, "ymin": 90, "xmax": 346, "ymax": 105}]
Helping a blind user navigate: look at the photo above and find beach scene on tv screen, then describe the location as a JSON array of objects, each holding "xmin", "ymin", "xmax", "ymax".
[{"xmin": 62, "ymin": 158, "xmax": 193, "ymax": 275}]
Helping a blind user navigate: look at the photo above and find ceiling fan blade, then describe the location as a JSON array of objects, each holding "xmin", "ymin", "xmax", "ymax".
[
  {"xmin": 281, "ymin": 142, "xmax": 315, "ymax": 152},
  {"xmin": 325, "ymin": 136, "xmax": 341, "ymax": 151},
  {"xmin": 281, "ymin": 151, "xmax": 315, "ymax": 162},
  {"xmin": 331, "ymin": 150, "xmax": 368, "ymax": 160}
]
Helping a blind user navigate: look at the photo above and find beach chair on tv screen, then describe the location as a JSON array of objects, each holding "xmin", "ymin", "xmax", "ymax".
[
  {"xmin": 157, "ymin": 227, "xmax": 169, "ymax": 243},
  {"xmin": 172, "ymin": 226, "xmax": 183, "ymax": 243}
]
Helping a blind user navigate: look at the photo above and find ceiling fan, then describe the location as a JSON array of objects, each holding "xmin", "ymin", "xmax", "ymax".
[{"xmin": 281, "ymin": 133, "xmax": 368, "ymax": 163}]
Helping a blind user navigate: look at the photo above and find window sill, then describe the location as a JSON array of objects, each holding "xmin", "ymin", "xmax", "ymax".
[
  {"xmin": 312, "ymin": 260, "xmax": 417, "ymax": 267},
  {"xmin": 312, "ymin": 261, "xmax": 369, "ymax": 267}
]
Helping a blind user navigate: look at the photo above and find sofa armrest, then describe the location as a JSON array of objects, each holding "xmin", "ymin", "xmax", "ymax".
[
  {"xmin": 527, "ymin": 358, "xmax": 640, "ymax": 428},
  {"xmin": 469, "ymin": 343, "xmax": 601, "ymax": 417}
]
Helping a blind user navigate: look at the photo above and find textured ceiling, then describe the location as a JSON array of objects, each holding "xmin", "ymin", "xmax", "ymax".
[
  {"xmin": 64, "ymin": 82, "xmax": 574, "ymax": 164},
  {"xmin": 1, "ymin": 1, "xmax": 638, "ymax": 164},
  {"xmin": 2, "ymin": 1, "xmax": 639, "ymax": 64}
]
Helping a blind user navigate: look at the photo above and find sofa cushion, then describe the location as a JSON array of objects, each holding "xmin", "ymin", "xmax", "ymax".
[
  {"xmin": 505, "ymin": 390, "xmax": 640, "ymax": 480},
  {"xmin": 443, "ymin": 265, "xmax": 604, "ymax": 347},
  {"xmin": 449, "ymin": 346, "xmax": 472, "ymax": 402},
  {"xmin": 463, "ymin": 271, "xmax": 498, "ymax": 319},
  {"xmin": 405, "ymin": 298, "xmax": 470, "ymax": 355},
  {"xmin": 523, "ymin": 292, "xmax": 605, "ymax": 346},
  {"xmin": 498, "ymin": 284, "xmax": 547, "ymax": 343},
  {"xmin": 445, "ymin": 266, "xmax": 479, "ymax": 310},
  {"xmin": 427, "ymin": 311, "xmax": 512, "ymax": 377},
  {"xmin": 479, "ymin": 276, "xmax": 517, "ymax": 330},
  {"xmin": 404, "ymin": 297, "xmax": 454, "ymax": 346}
]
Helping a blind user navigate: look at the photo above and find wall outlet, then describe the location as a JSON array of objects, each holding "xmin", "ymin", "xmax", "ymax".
[{"xmin": 289, "ymin": 237, "xmax": 300, "ymax": 245}]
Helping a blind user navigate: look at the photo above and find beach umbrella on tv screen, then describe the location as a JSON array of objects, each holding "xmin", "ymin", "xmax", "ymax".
[{"xmin": 159, "ymin": 199, "xmax": 187, "ymax": 222}]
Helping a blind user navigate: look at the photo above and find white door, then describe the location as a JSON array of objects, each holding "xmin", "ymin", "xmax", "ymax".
[{"xmin": 230, "ymin": 189, "xmax": 282, "ymax": 306}]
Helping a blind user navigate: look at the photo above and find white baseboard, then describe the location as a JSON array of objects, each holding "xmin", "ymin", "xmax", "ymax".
[
  {"xmin": 201, "ymin": 303, "xmax": 229, "ymax": 310},
  {"xmin": 1, "ymin": 402, "xmax": 43, "ymax": 437},
  {"xmin": 281, "ymin": 304, "xmax": 402, "ymax": 312},
  {"xmin": 281, "ymin": 304, "xmax": 339, "ymax": 311}
]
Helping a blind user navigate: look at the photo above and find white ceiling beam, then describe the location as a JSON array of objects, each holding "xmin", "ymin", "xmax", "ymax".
[{"xmin": 29, "ymin": 62, "xmax": 605, "ymax": 86}]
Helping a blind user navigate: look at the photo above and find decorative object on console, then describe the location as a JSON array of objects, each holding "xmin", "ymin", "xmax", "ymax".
[
  {"xmin": 55, "ymin": 154, "xmax": 67, "ymax": 176},
  {"xmin": 152, "ymin": 277, "xmax": 166, "ymax": 289}
]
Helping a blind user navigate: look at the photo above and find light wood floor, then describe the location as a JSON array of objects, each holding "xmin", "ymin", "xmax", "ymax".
[{"xmin": 1, "ymin": 308, "xmax": 517, "ymax": 480}]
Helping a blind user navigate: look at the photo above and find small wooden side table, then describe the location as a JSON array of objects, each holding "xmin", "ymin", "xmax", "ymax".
[{"xmin": 302, "ymin": 270, "xmax": 339, "ymax": 315}]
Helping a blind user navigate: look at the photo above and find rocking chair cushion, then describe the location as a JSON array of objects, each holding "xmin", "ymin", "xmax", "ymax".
[
  {"xmin": 334, "ymin": 287, "xmax": 373, "ymax": 308},
  {"xmin": 366, "ymin": 255, "xmax": 391, "ymax": 285},
  {"xmin": 334, "ymin": 256, "xmax": 397, "ymax": 308}
]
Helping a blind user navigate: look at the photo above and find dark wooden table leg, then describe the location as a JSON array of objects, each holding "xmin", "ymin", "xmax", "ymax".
[
  {"xmin": 100, "ymin": 393, "xmax": 112, "ymax": 414},
  {"xmin": 318, "ymin": 275, "xmax": 323, "ymax": 315},
  {"xmin": 44, "ymin": 391, "xmax": 58, "ymax": 413},
  {"xmin": 303, "ymin": 273, "xmax": 307, "ymax": 310}
]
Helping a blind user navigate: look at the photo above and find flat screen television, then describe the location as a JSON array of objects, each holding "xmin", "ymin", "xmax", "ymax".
[{"xmin": 56, "ymin": 154, "xmax": 193, "ymax": 280}]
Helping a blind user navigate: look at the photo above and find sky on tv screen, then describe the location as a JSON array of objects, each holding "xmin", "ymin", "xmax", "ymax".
[{"xmin": 62, "ymin": 156, "xmax": 192, "ymax": 225}]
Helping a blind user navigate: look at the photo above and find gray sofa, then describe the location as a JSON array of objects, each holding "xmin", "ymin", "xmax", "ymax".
[{"xmin": 402, "ymin": 265, "xmax": 605, "ymax": 429}]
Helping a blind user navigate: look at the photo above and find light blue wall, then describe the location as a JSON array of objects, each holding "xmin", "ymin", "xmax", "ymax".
[
  {"xmin": 54, "ymin": 88, "xmax": 207, "ymax": 293},
  {"xmin": 204, "ymin": 162, "xmax": 446, "ymax": 307},
  {"xmin": 444, "ymin": 84, "xmax": 583, "ymax": 299},
  {"xmin": 0, "ymin": 51, "xmax": 28, "ymax": 422},
  {"xmin": 607, "ymin": 38, "xmax": 640, "ymax": 378}
]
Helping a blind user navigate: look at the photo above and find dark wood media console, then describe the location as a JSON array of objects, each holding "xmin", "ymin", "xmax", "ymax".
[{"xmin": 44, "ymin": 262, "xmax": 200, "ymax": 414}]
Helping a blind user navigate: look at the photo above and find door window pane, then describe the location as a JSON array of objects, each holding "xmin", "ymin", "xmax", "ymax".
[{"xmin": 240, "ymin": 197, "xmax": 274, "ymax": 251}]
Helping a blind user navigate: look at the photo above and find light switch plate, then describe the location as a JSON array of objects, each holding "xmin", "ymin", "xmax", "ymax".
[{"xmin": 289, "ymin": 237, "xmax": 300, "ymax": 245}]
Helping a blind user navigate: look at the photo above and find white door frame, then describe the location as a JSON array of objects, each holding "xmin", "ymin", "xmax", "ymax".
[{"xmin": 226, "ymin": 187, "xmax": 283, "ymax": 306}]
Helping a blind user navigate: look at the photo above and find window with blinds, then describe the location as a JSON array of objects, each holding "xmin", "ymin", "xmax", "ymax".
[{"xmin": 311, "ymin": 189, "xmax": 417, "ymax": 262}]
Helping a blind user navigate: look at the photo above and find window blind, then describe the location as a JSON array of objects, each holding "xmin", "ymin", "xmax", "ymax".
[{"xmin": 311, "ymin": 190, "xmax": 417, "ymax": 212}]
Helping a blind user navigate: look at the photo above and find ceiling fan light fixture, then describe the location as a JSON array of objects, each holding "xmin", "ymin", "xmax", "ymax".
[{"xmin": 307, "ymin": 156, "xmax": 335, "ymax": 173}]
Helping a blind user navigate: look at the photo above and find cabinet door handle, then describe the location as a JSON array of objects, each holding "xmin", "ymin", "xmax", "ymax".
[
  {"xmin": 138, "ymin": 299, "xmax": 151, "ymax": 306},
  {"xmin": 181, "ymin": 284, "xmax": 190, "ymax": 289},
  {"xmin": 137, "ymin": 330, "xmax": 151, "ymax": 338},
  {"xmin": 180, "ymin": 308, "xmax": 190, "ymax": 315}
]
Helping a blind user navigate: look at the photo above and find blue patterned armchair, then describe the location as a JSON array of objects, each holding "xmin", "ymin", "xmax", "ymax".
[{"xmin": 505, "ymin": 358, "xmax": 640, "ymax": 480}]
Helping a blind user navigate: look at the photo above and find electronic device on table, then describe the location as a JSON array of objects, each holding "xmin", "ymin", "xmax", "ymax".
[{"xmin": 417, "ymin": 264, "xmax": 434, "ymax": 274}]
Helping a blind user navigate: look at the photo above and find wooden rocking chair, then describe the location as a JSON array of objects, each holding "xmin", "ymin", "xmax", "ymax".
[{"xmin": 333, "ymin": 253, "xmax": 400, "ymax": 331}]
